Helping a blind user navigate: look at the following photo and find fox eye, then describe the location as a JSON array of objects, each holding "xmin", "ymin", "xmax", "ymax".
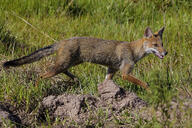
[{"xmin": 153, "ymin": 44, "xmax": 158, "ymax": 47}]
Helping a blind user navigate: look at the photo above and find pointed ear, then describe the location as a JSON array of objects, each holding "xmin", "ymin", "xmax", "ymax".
[
  {"xmin": 144, "ymin": 27, "xmax": 153, "ymax": 38},
  {"xmin": 158, "ymin": 27, "xmax": 165, "ymax": 38}
]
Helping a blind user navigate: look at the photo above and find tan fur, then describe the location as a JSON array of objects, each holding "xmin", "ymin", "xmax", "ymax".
[{"xmin": 3, "ymin": 27, "xmax": 167, "ymax": 89}]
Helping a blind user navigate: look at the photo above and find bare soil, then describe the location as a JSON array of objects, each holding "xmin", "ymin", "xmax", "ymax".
[
  {"xmin": 0, "ymin": 80, "xmax": 191, "ymax": 127},
  {"xmin": 38, "ymin": 80, "xmax": 147, "ymax": 127}
]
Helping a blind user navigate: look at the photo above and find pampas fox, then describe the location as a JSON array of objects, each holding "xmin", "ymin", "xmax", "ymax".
[{"xmin": 3, "ymin": 27, "xmax": 167, "ymax": 89}]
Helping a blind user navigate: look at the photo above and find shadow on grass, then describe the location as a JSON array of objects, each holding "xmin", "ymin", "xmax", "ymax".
[
  {"xmin": 66, "ymin": 1, "xmax": 87, "ymax": 17},
  {"xmin": 44, "ymin": 79, "xmax": 80, "ymax": 97},
  {"xmin": 0, "ymin": 22, "xmax": 27, "ymax": 53}
]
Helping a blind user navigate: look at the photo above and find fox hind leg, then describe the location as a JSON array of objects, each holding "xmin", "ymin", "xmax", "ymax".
[
  {"xmin": 63, "ymin": 70, "xmax": 79, "ymax": 82},
  {"xmin": 35, "ymin": 65, "xmax": 69, "ymax": 86},
  {"xmin": 40, "ymin": 48, "xmax": 75, "ymax": 79},
  {"xmin": 36, "ymin": 59, "xmax": 71, "ymax": 85},
  {"xmin": 40, "ymin": 65, "xmax": 65, "ymax": 79},
  {"xmin": 35, "ymin": 65, "xmax": 64, "ymax": 86},
  {"xmin": 37, "ymin": 47, "xmax": 81, "ymax": 85}
]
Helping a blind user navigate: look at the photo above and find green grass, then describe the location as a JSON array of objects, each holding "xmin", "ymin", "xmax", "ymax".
[{"xmin": 0, "ymin": 0, "xmax": 192, "ymax": 127}]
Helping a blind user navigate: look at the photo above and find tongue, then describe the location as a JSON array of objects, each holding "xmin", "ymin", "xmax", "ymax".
[{"xmin": 155, "ymin": 53, "xmax": 164, "ymax": 59}]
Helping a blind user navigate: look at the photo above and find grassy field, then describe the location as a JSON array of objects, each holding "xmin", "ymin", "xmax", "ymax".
[{"xmin": 0, "ymin": 0, "xmax": 192, "ymax": 127}]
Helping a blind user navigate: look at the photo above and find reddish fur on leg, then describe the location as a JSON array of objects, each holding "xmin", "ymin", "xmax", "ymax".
[{"xmin": 122, "ymin": 74, "xmax": 148, "ymax": 89}]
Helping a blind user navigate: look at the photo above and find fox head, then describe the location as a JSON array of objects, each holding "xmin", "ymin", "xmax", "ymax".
[{"xmin": 143, "ymin": 27, "xmax": 168, "ymax": 59}]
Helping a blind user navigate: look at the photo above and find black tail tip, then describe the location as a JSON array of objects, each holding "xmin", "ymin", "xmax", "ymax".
[
  {"xmin": 3, "ymin": 62, "xmax": 10, "ymax": 68},
  {"xmin": 3, "ymin": 61, "xmax": 15, "ymax": 68}
]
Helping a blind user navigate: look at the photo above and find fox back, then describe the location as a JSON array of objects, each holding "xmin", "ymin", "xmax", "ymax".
[{"xmin": 56, "ymin": 37, "xmax": 124, "ymax": 68}]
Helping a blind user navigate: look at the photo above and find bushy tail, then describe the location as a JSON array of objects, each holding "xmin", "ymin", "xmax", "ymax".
[{"xmin": 3, "ymin": 43, "xmax": 58, "ymax": 68}]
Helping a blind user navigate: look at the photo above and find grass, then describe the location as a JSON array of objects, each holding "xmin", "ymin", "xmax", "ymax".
[{"xmin": 0, "ymin": 0, "xmax": 192, "ymax": 127}]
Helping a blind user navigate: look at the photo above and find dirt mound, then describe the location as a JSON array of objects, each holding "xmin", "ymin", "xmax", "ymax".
[
  {"xmin": 98, "ymin": 80, "xmax": 146, "ymax": 110},
  {"xmin": 39, "ymin": 80, "xmax": 147, "ymax": 125},
  {"xmin": 0, "ymin": 102, "xmax": 21, "ymax": 127},
  {"xmin": 1, "ymin": 80, "xmax": 191, "ymax": 127}
]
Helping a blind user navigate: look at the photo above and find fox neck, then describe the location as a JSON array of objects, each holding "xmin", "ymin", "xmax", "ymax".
[{"xmin": 129, "ymin": 38, "xmax": 148, "ymax": 63}]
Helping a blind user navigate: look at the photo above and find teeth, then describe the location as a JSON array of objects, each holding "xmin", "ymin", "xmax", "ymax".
[{"xmin": 154, "ymin": 52, "xmax": 164, "ymax": 59}]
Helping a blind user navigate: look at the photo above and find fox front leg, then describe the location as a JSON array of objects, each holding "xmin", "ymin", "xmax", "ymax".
[
  {"xmin": 120, "ymin": 63, "xmax": 148, "ymax": 89},
  {"xmin": 105, "ymin": 68, "xmax": 117, "ymax": 80}
]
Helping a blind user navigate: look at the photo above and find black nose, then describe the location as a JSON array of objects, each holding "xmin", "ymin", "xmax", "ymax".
[{"xmin": 165, "ymin": 51, "xmax": 168, "ymax": 55}]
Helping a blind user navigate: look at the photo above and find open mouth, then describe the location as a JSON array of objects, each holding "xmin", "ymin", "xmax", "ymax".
[{"xmin": 153, "ymin": 51, "xmax": 164, "ymax": 59}]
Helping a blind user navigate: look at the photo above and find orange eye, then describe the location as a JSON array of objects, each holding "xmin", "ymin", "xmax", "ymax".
[{"xmin": 153, "ymin": 44, "xmax": 158, "ymax": 47}]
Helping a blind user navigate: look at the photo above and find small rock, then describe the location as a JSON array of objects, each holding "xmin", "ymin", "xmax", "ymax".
[
  {"xmin": 40, "ymin": 94, "xmax": 97, "ymax": 122},
  {"xmin": 0, "ymin": 110, "xmax": 10, "ymax": 123},
  {"xmin": 0, "ymin": 102, "xmax": 21, "ymax": 127},
  {"xmin": 98, "ymin": 80, "xmax": 125, "ymax": 100},
  {"xmin": 117, "ymin": 92, "xmax": 147, "ymax": 111},
  {"xmin": 54, "ymin": 94, "xmax": 84, "ymax": 118}
]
